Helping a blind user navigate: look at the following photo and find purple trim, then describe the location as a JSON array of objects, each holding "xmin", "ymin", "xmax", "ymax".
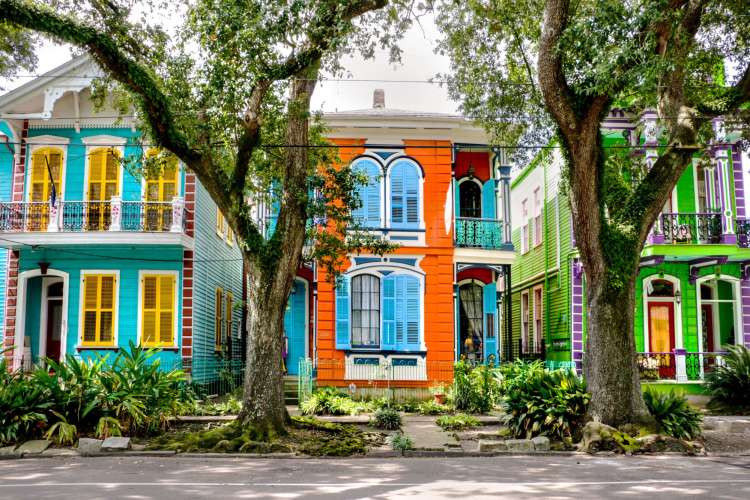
[
  {"xmin": 688, "ymin": 256, "xmax": 728, "ymax": 266},
  {"xmin": 742, "ymin": 280, "xmax": 750, "ymax": 348},
  {"xmin": 640, "ymin": 256, "xmax": 665, "ymax": 268},
  {"xmin": 732, "ymin": 145, "xmax": 745, "ymax": 219},
  {"xmin": 571, "ymin": 258, "xmax": 584, "ymax": 373},
  {"xmin": 721, "ymin": 233, "xmax": 738, "ymax": 244}
]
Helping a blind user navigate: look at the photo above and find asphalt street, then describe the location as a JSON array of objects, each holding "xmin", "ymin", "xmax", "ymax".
[{"xmin": 1, "ymin": 454, "xmax": 749, "ymax": 499}]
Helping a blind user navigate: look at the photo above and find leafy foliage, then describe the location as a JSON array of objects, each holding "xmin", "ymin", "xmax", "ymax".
[
  {"xmin": 706, "ymin": 345, "xmax": 750, "ymax": 413},
  {"xmin": 643, "ymin": 389, "xmax": 702, "ymax": 440},
  {"xmin": 501, "ymin": 361, "xmax": 590, "ymax": 441},
  {"xmin": 435, "ymin": 413, "xmax": 480, "ymax": 431},
  {"xmin": 391, "ymin": 433, "xmax": 414, "ymax": 454},
  {"xmin": 0, "ymin": 344, "xmax": 189, "ymax": 445},
  {"xmin": 417, "ymin": 400, "xmax": 450, "ymax": 415},
  {"xmin": 370, "ymin": 407, "xmax": 402, "ymax": 430},
  {"xmin": 451, "ymin": 361, "xmax": 501, "ymax": 414},
  {"xmin": 299, "ymin": 387, "xmax": 372, "ymax": 416}
]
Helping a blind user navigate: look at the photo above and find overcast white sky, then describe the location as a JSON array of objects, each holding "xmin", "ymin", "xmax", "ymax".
[{"xmin": 0, "ymin": 16, "xmax": 459, "ymax": 115}]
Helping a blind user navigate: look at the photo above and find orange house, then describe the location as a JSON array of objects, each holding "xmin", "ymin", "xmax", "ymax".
[{"xmin": 281, "ymin": 91, "xmax": 515, "ymax": 393}]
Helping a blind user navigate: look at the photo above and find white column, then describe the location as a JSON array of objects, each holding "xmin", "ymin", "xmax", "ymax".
[
  {"xmin": 674, "ymin": 348, "xmax": 688, "ymax": 382},
  {"xmin": 109, "ymin": 196, "xmax": 122, "ymax": 232},
  {"xmin": 47, "ymin": 199, "xmax": 60, "ymax": 232},
  {"xmin": 171, "ymin": 196, "xmax": 185, "ymax": 233}
]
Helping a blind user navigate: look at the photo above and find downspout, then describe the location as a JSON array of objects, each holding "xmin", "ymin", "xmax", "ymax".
[{"xmin": 543, "ymin": 156, "xmax": 550, "ymax": 349}]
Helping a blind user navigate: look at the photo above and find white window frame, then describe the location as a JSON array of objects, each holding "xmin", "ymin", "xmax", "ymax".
[
  {"xmin": 76, "ymin": 269, "xmax": 121, "ymax": 348},
  {"xmin": 532, "ymin": 285, "xmax": 543, "ymax": 352},
  {"xmin": 384, "ymin": 156, "xmax": 425, "ymax": 231},
  {"xmin": 351, "ymin": 156, "xmax": 385, "ymax": 228},
  {"xmin": 521, "ymin": 198, "xmax": 529, "ymax": 253},
  {"xmin": 25, "ymin": 136, "xmax": 70, "ymax": 203},
  {"xmin": 533, "ymin": 187, "xmax": 543, "ymax": 247},
  {"xmin": 136, "ymin": 270, "xmax": 180, "ymax": 349},
  {"xmin": 521, "ymin": 290, "xmax": 530, "ymax": 353}
]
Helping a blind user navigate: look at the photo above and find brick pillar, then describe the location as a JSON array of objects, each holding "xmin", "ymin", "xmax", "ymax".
[
  {"xmin": 181, "ymin": 249, "xmax": 194, "ymax": 373},
  {"xmin": 3, "ymin": 251, "xmax": 19, "ymax": 368},
  {"xmin": 183, "ymin": 171, "xmax": 196, "ymax": 237},
  {"xmin": 11, "ymin": 120, "xmax": 28, "ymax": 202}
]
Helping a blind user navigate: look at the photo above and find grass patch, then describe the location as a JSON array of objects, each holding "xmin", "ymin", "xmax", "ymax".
[{"xmin": 146, "ymin": 416, "xmax": 382, "ymax": 456}]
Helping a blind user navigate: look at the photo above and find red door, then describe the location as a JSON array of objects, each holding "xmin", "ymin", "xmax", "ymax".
[
  {"xmin": 45, "ymin": 299, "xmax": 63, "ymax": 362},
  {"xmin": 648, "ymin": 302, "xmax": 676, "ymax": 378}
]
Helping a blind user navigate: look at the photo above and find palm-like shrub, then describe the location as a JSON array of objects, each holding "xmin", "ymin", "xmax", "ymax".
[
  {"xmin": 451, "ymin": 361, "xmax": 501, "ymax": 413},
  {"xmin": 643, "ymin": 389, "xmax": 702, "ymax": 440},
  {"xmin": 502, "ymin": 364, "xmax": 589, "ymax": 441},
  {"xmin": 370, "ymin": 408, "xmax": 402, "ymax": 430},
  {"xmin": 705, "ymin": 345, "xmax": 750, "ymax": 413},
  {"xmin": 0, "ymin": 357, "xmax": 49, "ymax": 445}
]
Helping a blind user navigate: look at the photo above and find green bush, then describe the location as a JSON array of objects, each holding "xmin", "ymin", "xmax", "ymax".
[
  {"xmin": 0, "ymin": 343, "xmax": 189, "ymax": 445},
  {"xmin": 502, "ymin": 362, "xmax": 589, "ymax": 440},
  {"xmin": 417, "ymin": 400, "xmax": 450, "ymax": 415},
  {"xmin": 643, "ymin": 389, "xmax": 702, "ymax": 440},
  {"xmin": 705, "ymin": 345, "xmax": 750, "ymax": 413},
  {"xmin": 370, "ymin": 408, "xmax": 402, "ymax": 430},
  {"xmin": 0, "ymin": 357, "xmax": 49, "ymax": 445},
  {"xmin": 451, "ymin": 361, "xmax": 501, "ymax": 413},
  {"xmin": 299, "ymin": 387, "xmax": 372, "ymax": 416},
  {"xmin": 436, "ymin": 413, "xmax": 480, "ymax": 431}
]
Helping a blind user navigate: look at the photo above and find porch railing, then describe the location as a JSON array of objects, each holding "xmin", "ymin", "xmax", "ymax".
[
  {"xmin": 637, "ymin": 351, "xmax": 725, "ymax": 381},
  {"xmin": 660, "ymin": 212, "xmax": 722, "ymax": 245},
  {"xmin": 0, "ymin": 198, "xmax": 186, "ymax": 233},
  {"xmin": 455, "ymin": 217, "xmax": 504, "ymax": 249},
  {"xmin": 736, "ymin": 218, "xmax": 750, "ymax": 248}
]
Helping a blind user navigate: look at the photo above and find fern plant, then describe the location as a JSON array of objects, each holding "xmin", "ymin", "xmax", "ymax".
[
  {"xmin": 643, "ymin": 389, "xmax": 702, "ymax": 440},
  {"xmin": 45, "ymin": 411, "xmax": 78, "ymax": 446},
  {"xmin": 705, "ymin": 345, "xmax": 750, "ymax": 413}
]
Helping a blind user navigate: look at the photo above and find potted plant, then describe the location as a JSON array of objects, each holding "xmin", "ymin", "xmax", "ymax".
[{"xmin": 430, "ymin": 383, "xmax": 447, "ymax": 405}]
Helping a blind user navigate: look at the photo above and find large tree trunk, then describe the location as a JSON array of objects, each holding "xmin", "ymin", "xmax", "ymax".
[
  {"xmin": 237, "ymin": 257, "xmax": 293, "ymax": 436},
  {"xmin": 236, "ymin": 71, "xmax": 318, "ymax": 436},
  {"xmin": 583, "ymin": 273, "xmax": 651, "ymax": 426}
]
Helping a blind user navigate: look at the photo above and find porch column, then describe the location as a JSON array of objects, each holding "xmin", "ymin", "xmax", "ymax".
[
  {"xmin": 674, "ymin": 348, "xmax": 688, "ymax": 382},
  {"xmin": 170, "ymin": 196, "xmax": 185, "ymax": 233},
  {"xmin": 109, "ymin": 196, "xmax": 122, "ymax": 232},
  {"xmin": 643, "ymin": 114, "xmax": 665, "ymax": 244},
  {"xmin": 46, "ymin": 199, "xmax": 60, "ymax": 232},
  {"xmin": 713, "ymin": 118, "xmax": 736, "ymax": 243},
  {"xmin": 497, "ymin": 164, "xmax": 512, "ymax": 246}
]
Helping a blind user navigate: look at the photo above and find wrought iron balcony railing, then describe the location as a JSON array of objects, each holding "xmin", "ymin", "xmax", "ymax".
[
  {"xmin": 736, "ymin": 218, "xmax": 750, "ymax": 248},
  {"xmin": 660, "ymin": 212, "xmax": 721, "ymax": 245},
  {"xmin": 454, "ymin": 217, "xmax": 505, "ymax": 249},
  {"xmin": 0, "ymin": 198, "xmax": 186, "ymax": 234}
]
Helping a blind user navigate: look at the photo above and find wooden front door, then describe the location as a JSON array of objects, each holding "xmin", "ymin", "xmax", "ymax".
[
  {"xmin": 648, "ymin": 302, "xmax": 675, "ymax": 378},
  {"xmin": 45, "ymin": 299, "xmax": 63, "ymax": 361}
]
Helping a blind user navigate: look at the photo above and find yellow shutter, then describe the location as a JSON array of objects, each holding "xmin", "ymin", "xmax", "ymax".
[
  {"xmin": 215, "ymin": 287, "xmax": 223, "ymax": 350},
  {"xmin": 141, "ymin": 274, "xmax": 175, "ymax": 347},
  {"xmin": 81, "ymin": 273, "xmax": 117, "ymax": 346},
  {"xmin": 216, "ymin": 209, "xmax": 225, "ymax": 237},
  {"xmin": 88, "ymin": 148, "xmax": 120, "ymax": 230},
  {"xmin": 225, "ymin": 292, "xmax": 233, "ymax": 340}
]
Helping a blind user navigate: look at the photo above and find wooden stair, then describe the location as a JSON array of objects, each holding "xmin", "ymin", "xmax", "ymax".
[{"xmin": 283, "ymin": 376, "xmax": 299, "ymax": 406}]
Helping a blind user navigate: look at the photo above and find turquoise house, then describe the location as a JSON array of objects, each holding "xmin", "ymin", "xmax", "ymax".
[{"xmin": 0, "ymin": 56, "xmax": 243, "ymax": 386}]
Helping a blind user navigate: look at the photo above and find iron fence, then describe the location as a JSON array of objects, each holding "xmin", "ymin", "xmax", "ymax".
[
  {"xmin": 637, "ymin": 351, "xmax": 725, "ymax": 381},
  {"xmin": 637, "ymin": 352, "xmax": 676, "ymax": 380},
  {"xmin": 660, "ymin": 212, "xmax": 722, "ymax": 244},
  {"xmin": 736, "ymin": 218, "xmax": 750, "ymax": 248},
  {"xmin": 685, "ymin": 352, "xmax": 725, "ymax": 381},
  {"xmin": 454, "ymin": 217, "xmax": 504, "ymax": 249}
]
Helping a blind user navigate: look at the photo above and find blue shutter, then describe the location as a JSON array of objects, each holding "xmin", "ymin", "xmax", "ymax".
[
  {"xmin": 267, "ymin": 181, "xmax": 281, "ymax": 237},
  {"xmin": 483, "ymin": 283, "xmax": 498, "ymax": 363},
  {"xmin": 390, "ymin": 160, "xmax": 420, "ymax": 228},
  {"xmin": 352, "ymin": 159, "xmax": 381, "ymax": 228},
  {"xmin": 394, "ymin": 275, "xmax": 405, "ymax": 347},
  {"xmin": 390, "ymin": 164, "xmax": 404, "ymax": 226},
  {"xmin": 481, "ymin": 180, "xmax": 496, "ymax": 219},
  {"xmin": 335, "ymin": 276, "xmax": 351, "ymax": 350},
  {"xmin": 404, "ymin": 276, "xmax": 420, "ymax": 349},
  {"xmin": 382, "ymin": 276, "xmax": 396, "ymax": 349}
]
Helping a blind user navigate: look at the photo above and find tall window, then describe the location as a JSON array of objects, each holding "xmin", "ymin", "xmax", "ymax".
[
  {"xmin": 351, "ymin": 274, "xmax": 380, "ymax": 347},
  {"xmin": 87, "ymin": 147, "xmax": 120, "ymax": 230},
  {"xmin": 521, "ymin": 199, "xmax": 529, "ymax": 253},
  {"xmin": 81, "ymin": 273, "xmax": 117, "ymax": 346},
  {"xmin": 141, "ymin": 274, "xmax": 176, "ymax": 347},
  {"xmin": 521, "ymin": 291, "xmax": 530, "ymax": 352},
  {"xmin": 216, "ymin": 208, "xmax": 226, "ymax": 237},
  {"xmin": 390, "ymin": 160, "xmax": 420, "ymax": 228},
  {"xmin": 352, "ymin": 159, "xmax": 382, "ymax": 228},
  {"xmin": 144, "ymin": 149, "xmax": 178, "ymax": 230},
  {"xmin": 225, "ymin": 291, "xmax": 234, "ymax": 340},
  {"xmin": 533, "ymin": 187, "xmax": 543, "ymax": 246},
  {"xmin": 459, "ymin": 282, "xmax": 484, "ymax": 360},
  {"xmin": 533, "ymin": 286, "xmax": 543, "ymax": 351},
  {"xmin": 29, "ymin": 147, "xmax": 64, "ymax": 231},
  {"xmin": 459, "ymin": 181, "xmax": 482, "ymax": 218}
]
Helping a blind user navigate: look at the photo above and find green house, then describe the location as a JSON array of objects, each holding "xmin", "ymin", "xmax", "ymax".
[{"xmin": 509, "ymin": 109, "xmax": 750, "ymax": 383}]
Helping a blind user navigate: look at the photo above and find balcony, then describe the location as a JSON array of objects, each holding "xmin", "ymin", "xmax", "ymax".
[
  {"xmin": 736, "ymin": 218, "xmax": 750, "ymax": 248},
  {"xmin": 0, "ymin": 198, "xmax": 191, "ymax": 248},
  {"xmin": 659, "ymin": 212, "xmax": 721, "ymax": 245},
  {"xmin": 455, "ymin": 217, "xmax": 506, "ymax": 249}
]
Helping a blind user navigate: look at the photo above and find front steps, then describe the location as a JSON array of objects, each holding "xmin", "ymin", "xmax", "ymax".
[{"xmin": 284, "ymin": 376, "xmax": 299, "ymax": 405}]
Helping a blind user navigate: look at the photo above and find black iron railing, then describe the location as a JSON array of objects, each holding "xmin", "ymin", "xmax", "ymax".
[
  {"xmin": 736, "ymin": 219, "xmax": 750, "ymax": 248},
  {"xmin": 660, "ymin": 212, "xmax": 721, "ymax": 244}
]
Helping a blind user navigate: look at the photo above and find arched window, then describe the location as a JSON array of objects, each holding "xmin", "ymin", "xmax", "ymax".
[
  {"xmin": 648, "ymin": 279, "xmax": 674, "ymax": 297},
  {"xmin": 87, "ymin": 148, "xmax": 121, "ymax": 230},
  {"xmin": 459, "ymin": 282, "xmax": 484, "ymax": 360},
  {"xmin": 459, "ymin": 180, "xmax": 481, "ymax": 218},
  {"xmin": 389, "ymin": 160, "xmax": 420, "ymax": 228},
  {"xmin": 351, "ymin": 274, "xmax": 381, "ymax": 347},
  {"xmin": 351, "ymin": 158, "xmax": 381, "ymax": 228}
]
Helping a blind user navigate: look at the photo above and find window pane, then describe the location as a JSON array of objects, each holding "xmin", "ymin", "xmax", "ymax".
[{"xmin": 351, "ymin": 274, "xmax": 380, "ymax": 347}]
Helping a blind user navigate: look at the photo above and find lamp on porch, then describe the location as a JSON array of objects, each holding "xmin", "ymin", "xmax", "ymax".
[
  {"xmin": 674, "ymin": 289, "xmax": 681, "ymax": 306},
  {"xmin": 38, "ymin": 261, "xmax": 50, "ymax": 275}
]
